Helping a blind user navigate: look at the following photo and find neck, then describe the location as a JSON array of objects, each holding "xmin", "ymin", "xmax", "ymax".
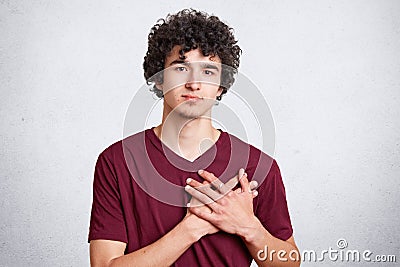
[{"xmin": 153, "ymin": 105, "xmax": 220, "ymax": 161}]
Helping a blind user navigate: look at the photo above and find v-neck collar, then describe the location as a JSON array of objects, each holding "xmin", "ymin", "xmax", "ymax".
[{"xmin": 145, "ymin": 127, "xmax": 227, "ymax": 171}]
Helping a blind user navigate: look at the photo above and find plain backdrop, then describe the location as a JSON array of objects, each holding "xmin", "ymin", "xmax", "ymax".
[{"xmin": 1, "ymin": 1, "xmax": 399, "ymax": 266}]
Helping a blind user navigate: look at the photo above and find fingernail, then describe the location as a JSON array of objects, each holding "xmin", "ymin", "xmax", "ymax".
[
  {"xmin": 186, "ymin": 202, "xmax": 191, "ymax": 207},
  {"xmin": 244, "ymin": 172, "xmax": 247, "ymax": 176},
  {"xmin": 253, "ymin": 191, "xmax": 258, "ymax": 197},
  {"xmin": 186, "ymin": 178, "xmax": 192, "ymax": 184},
  {"xmin": 184, "ymin": 185, "xmax": 191, "ymax": 190},
  {"xmin": 198, "ymin": 169, "xmax": 204, "ymax": 174}
]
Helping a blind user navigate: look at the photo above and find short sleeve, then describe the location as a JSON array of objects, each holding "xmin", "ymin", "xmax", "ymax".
[
  {"xmin": 254, "ymin": 160, "xmax": 293, "ymax": 241},
  {"xmin": 88, "ymin": 152, "xmax": 128, "ymax": 243}
]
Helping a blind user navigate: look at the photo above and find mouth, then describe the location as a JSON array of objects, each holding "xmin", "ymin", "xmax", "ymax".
[{"xmin": 182, "ymin": 94, "xmax": 203, "ymax": 101}]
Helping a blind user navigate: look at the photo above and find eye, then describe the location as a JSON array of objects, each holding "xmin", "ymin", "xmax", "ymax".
[
  {"xmin": 204, "ymin": 70, "xmax": 215, "ymax": 75},
  {"xmin": 175, "ymin": 66, "xmax": 187, "ymax": 72}
]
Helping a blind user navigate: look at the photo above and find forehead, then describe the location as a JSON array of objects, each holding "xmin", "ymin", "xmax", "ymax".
[{"xmin": 164, "ymin": 46, "xmax": 221, "ymax": 67}]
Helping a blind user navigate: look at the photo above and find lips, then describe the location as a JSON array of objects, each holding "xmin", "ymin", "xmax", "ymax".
[{"xmin": 182, "ymin": 94, "xmax": 202, "ymax": 100}]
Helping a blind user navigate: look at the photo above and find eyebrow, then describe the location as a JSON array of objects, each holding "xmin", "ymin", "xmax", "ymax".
[
  {"xmin": 200, "ymin": 62, "xmax": 220, "ymax": 71},
  {"xmin": 168, "ymin": 60, "xmax": 189, "ymax": 66},
  {"xmin": 168, "ymin": 60, "xmax": 220, "ymax": 71}
]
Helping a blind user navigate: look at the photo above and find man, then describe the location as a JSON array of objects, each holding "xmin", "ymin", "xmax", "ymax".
[{"xmin": 88, "ymin": 9, "xmax": 300, "ymax": 266}]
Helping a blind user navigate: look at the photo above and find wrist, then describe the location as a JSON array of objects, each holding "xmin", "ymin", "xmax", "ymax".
[
  {"xmin": 181, "ymin": 214, "xmax": 207, "ymax": 242},
  {"xmin": 238, "ymin": 216, "xmax": 264, "ymax": 244}
]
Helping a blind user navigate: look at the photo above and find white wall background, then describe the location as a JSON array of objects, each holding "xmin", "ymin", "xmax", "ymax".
[{"xmin": 1, "ymin": 0, "xmax": 399, "ymax": 266}]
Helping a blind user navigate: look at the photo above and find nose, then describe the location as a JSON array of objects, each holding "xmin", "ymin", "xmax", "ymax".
[{"xmin": 185, "ymin": 71, "xmax": 201, "ymax": 91}]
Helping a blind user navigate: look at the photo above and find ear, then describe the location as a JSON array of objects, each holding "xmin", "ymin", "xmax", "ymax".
[
  {"xmin": 217, "ymin": 87, "xmax": 223, "ymax": 97},
  {"xmin": 155, "ymin": 83, "xmax": 163, "ymax": 91}
]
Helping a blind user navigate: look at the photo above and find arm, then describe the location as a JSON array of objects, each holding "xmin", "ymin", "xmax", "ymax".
[
  {"xmin": 90, "ymin": 213, "xmax": 215, "ymax": 267},
  {"xmin": 238, "ymin": 218, "xmax": 300, "ymax": 266},
  {"xmin": 185, "ymin": 169, "xmax": 300, "ymax": 267}
]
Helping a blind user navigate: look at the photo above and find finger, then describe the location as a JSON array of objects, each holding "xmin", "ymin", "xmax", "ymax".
[
  {"xmin": 197, "ymin": 169, "xmax": 217, "ymax": 183},
  {"xmin": 189, "ymin": 205, "xmax": 215, "ymax": 223},
  {"xmin": 224, "ymin": 168, "xmax": 247, "ymax": 190},
  {"xmin": 234, "ymin": 187, "xmax": 258, "ymax": 198},
  {"xmin": 189, "ymin": 196, "xmax": 204, "ymax": 208},
  {"xmin": 198, "ymin": 170, "xmax": 228, "ymax": 194},
  {"xmin": 224, "ymin": 175, "xmax": 239, "ymax": 191},
  {"xmin": 234, "ymin": 169, "xmax": 249, "ymax": 193},
  {"xmin": 249, "ymin": 180, "xmax": 258, "ymax": 191},
  {"xmin": 186, "ymin": 177, "xmax": 204, "ymax": 187},
  {"xmin": 186, "ymin": 178, "xmax": 222, "ymax": 201},
  {"xmin": 227, "ymin": 170, "xmax": 255, "ymax": 193},
  {"xmin": 239, "ymin": 171, "xmax": 250, "ymax": 193},
  {"xmin": 186, "ymin": 178, "xmax": 211, "ymax": 187},
  {"xmin": 238, "ymin": 168, "xmax": 245, "ymax": 179},
  {"xmin": 185, "ymin": 185, "xmax": 219, "ymax": 210}
]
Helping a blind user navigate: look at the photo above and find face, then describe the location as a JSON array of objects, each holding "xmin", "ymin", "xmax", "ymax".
[{"xmin": 157, "ymin": 46, "xmax": 223, "ymax": 119}]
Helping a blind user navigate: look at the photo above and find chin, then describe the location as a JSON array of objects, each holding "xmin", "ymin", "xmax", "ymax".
[
  {"xmin": 176, "ymin": 111, "xmax": 204, "ymax": 120},
  {"xmin": 175, "ymin": 107, "xmax": 210, "ymax": 120}
]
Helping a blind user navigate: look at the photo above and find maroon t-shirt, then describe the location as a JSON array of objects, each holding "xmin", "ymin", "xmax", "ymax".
[{"xmin": 88, "ymin": 128, "xmax": 293, "ymax": 266}]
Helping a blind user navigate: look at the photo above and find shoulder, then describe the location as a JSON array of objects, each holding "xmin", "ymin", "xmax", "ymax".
[{"xmin": 98, "ymin": 130, "xmax": 148, "ymax": 160}]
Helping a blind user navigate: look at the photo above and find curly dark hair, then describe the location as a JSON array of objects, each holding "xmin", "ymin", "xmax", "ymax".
[{"xmin": 143, "ymin": 9, "xmax": 242, "ymax": 100}]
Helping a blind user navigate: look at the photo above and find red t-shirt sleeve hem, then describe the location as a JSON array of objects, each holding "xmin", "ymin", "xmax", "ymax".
[
  {"xmin": 88, "ymin": 231, "xmax": 128, "ymax": 244},
  {"xmin": 273, "ymin": 229, "xmax": 293, "ymax": 242}
]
